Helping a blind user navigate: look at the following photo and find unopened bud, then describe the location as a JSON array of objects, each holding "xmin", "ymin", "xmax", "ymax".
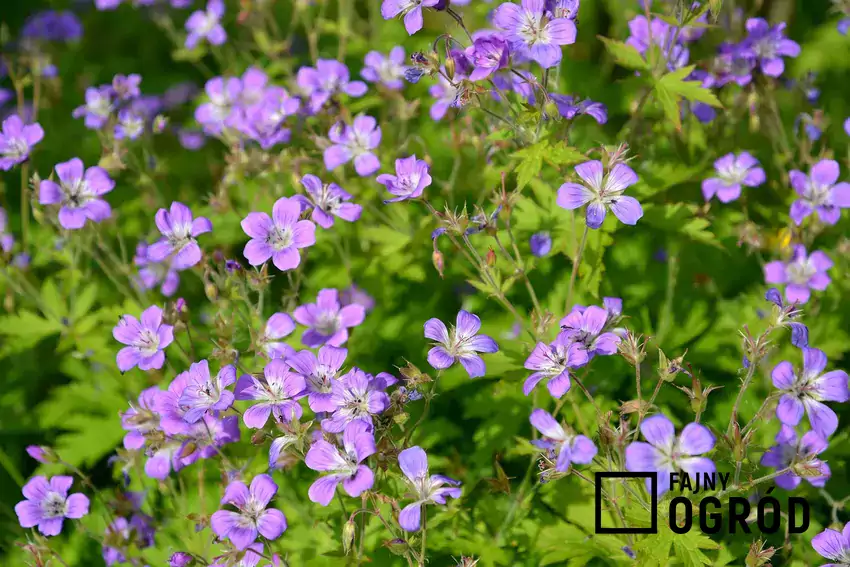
[
  {"xmin": 432, "ymin": 250, "xmax": 445, "ymax": 278},
  {"xmin": 342, "ymin": 520, "xmax": 356, "ymax": 555},
  {"xmin": 486, "ymin": 247, "xmax": 496, "ymax": 266},
  {"xmin": 204, "ymin": 283, "xmax": 218, "ymax": 301},
  {"xmin": 445, "ymin": 52, "xmax": 456, "ymax": 81}
]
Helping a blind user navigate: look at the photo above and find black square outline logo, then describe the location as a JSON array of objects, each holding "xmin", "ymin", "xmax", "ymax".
[{"xmin": 594, "ymin": 472, "xmax": 658, "ymax": 534}]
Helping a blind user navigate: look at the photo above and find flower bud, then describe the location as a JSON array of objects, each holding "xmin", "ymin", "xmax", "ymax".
[
  {"xmin": 486, "ymin": 247, "xmax": 496, "ymax": 266},
  {"xmin": 445, "ymin": 52, "xmax": 456, "ymax": 81},
  {"xmin": 26, "ymin": 445, "xmax": 57, "ymax": 464},
  {"xmin": 432, "ymin": 250, "xmax": 445, "ymax": 278},
  {"xmin": 383, "ymin": 539, "xmax": 409, "ymax": 556}
]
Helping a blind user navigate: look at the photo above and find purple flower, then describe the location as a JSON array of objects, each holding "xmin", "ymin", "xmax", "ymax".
[
  {"xmin": 185, "ymin": 0, "xmax": 227, "ymax": 49},
  {"xmin": 169, "ymin": 552, "xmax": 193, "ymax": 567},
  {"xmin": 550, "ymin": 94, "xmax": 608, "ymax": 124},
  {"xmin": 147, "ymin": 202, "xmax": 212, "ymax": 270},
  {"xmin": 321, "ymin": 368, "xmax": 390, "ymax": 433},
  {"xmin": 287, "ymin": 345, "xmax": 347, "ymax": 412},
  {"xmin": 429, "ymin": 71, "xmax": 466, "ymax": 121},
  {"xmin": 397, "ymin": 446, "xmax": 461, "ymax": 531},
  {"xmin": 235, "ymin": 360, "xmax": 305, "ymax": 428},
  {"xmin": 26, "ymin": 446, "xmax": 50, "ymax": 463},
  {"xmin": 764, "ymin": 245, "xmax": 832, "ymax": 305},
  {"xmin": 21, "ymin": 10, "xmax": 83, "ymax": 42},
  {"xmin": 523, "ymin": 335, "xmax": 589, "ymax": 397},
  {"xmin": 134, "ymin": 242, "xmax": 180, "ymax": 297},
  {"xmin": 0, "ymin": 114, "xmax": 43, "ymax": 170},
  {"xmin": 377, "ymin": 155, "xmax": 432, "ymax": 203},
  {"xmin": 557, "ymin": 304, "xmax": 621, "ymax": 360},
  {"xmin": 760, "ymin": 425, "xmax": 830, "ymax": 490},
  {"xmin": 296, "ymin": 60, "xmax": 367, "ymax": 114},
  {"xmin": 114, "ymin": 109, "xmax": 145, "ymax": 140},
  {"xmin": 493, "ymin": 0, "xmax": 577, "ymax": 69},
  {"xmin": 209, "ymin": 543, "xmax": 264, "ymax": 567},
  {"xmin": 424, "ymin": 310, "xmax": 499, "ymax": 378},
  {"xmin": 529, "ymin": 409, "xmax": 596, "ymax": 471},
  {"xmin": 195, "ymin": 77, "xmax": 242, "ymax": 135},
  {"xmin": 557, "ymin": 160, "xmax": 643, "ymax": 229},
  {"xmin": 626, "ymin": 16, "xmax": 689, "ymax": 70},
  {"xmin": 466, "ymin": 35, "xmax": 510, "ymax": 81},
  {"xmin": 324, "ymin": 115, "xmax": 382, "ymax": 176},
  {"xmin": 701, "ymin": 152, "xmax": 766, "ymax": 203},
  {"xmin": 240, "ymin": 87, "xmax": 300, "ymax": 149},
  {"xmin": 772, "ymin": 347, "xmax": 849, "ymax": 438},
  {"xmin": 305, "ymin": 421, "xmax": 376, "ymax": 505},
  {"xmin": 38, "ymin": 158, "xmax": 114, "ymax": 230},
  {"xmin": 121, "ymin": 386, "xmax": 161, "ymax": 450},
  {"xmin": 72, "ymin": 86, "xmax": 113, "ymax": 129},
  {"xmin": 178, "ymin": 359, "xmax": 237, "ymax": 423},
  {"xmin": 210, "ymin": 475, "xmax": 287, "ymax": 550},
  {"xmin": 15, "ymin": 476, "xmax": 89, "ymax": 536},
  {"xmin": 529, "ymin": 231, "xmax": 552, "ymax": 257},
  {"xmin": 546, "ymin": 0, "xmax": 579, "ymax": 19},
  {"xmin": 296, "ymin": 175, "xmax": 362, "ymax": 228},
  {"xmin": 812, "ymin": 522, "xmax": 850, "ymax": 565},
  {"xmin": 712, "ymin": 43, "xmax": 756, "ymax": 87},
  {"xmin": 240, "ymin": 197, "xmax": 316, "ymax": 271},
  {"xmin": 362, "ymin": 47, "xmax": 408, "ymax": 90},
  {"xmin": 764, "ymin": 288, "xmax": 808, "ymax": 348},
  {"xmin": 174, "ymin": 415, "xmax": 240, "ymax": 472},
  {"xmin": 841, "ymin": 19, "xmax": 850, "ymax": 35},
  {"xmin": 625, "ymin": 415, "xmax": 715, "ymax": 496},
  {"xmin": 113, "ymin": 305, "xmax": 174, "ymax": 372},
  {"xmin": 103, "ymin": 515, "xmax": 155, "ymax": 566},
  {"xmin": 0, "ymin": 207, "xmax": 12, "ymax": 253},
  {"xmin": 381, "ymin": 0, "xmax": 440, "ymax": 35},
  {"xmin": 293, "ymin": 289, "xmax": 365, "ymax": 348},
  {"xmin": 259, "ymin": 313, "xmax": 296, "ymax": 359},
  {"xmin": 742, "ymin": 18, "xmax": 800, "ymax": 78},
  {"xmin": 111, "ymin": 74, "xmax": 141, "ymax": 101},
  {"xmin": 789, "ymin": 159, "xmax": 850, "ymax": 226},
  {"xmin": 341, "ymin": 284, "xmax": 375, "ymax": 313}
]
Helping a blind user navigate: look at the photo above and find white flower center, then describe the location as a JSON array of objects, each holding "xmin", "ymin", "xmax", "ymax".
[{"xmin": 41, "ymin": 492, "xmax": 67, "ymax": 518}]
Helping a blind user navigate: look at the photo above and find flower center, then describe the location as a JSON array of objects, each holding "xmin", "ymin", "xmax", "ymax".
[
  {"xmin": 3, "ymin": 138, "xmax": 30, "ymax": 160},
  {"xmin": 134, "ymin": 329, "xmax": 160, "ymax": 356},
  {"xmin": 267, "ymin": 226, "xmax": 293, "ymax": 251},
  {"xmin": 62, "ymin": 179, "xmax": 94, "ymax": 209},
  {"xmin": 518, "ymin": 12, "xmax": 547, "ymax": 46},
  {"xmin": 804, "ymin": 181, "xmax": 831, "ymax": 207},
  {"xmin": 787, "ymin": 260, "xmax": 816, "ymax": 285},
  {"xmin": 718, "ymin": 164, "xmax": 749, "ymax": 186},
  {"xmin": 309, "ymin": 366, "xmax": 335, "ymax": 393},
  {"xmin": 41, "ymin": 492, "xmax": 67, "ymax": 518},
  {"xmin": 315, "ymin": 312, "xmax": 340, "ymax": 336}
]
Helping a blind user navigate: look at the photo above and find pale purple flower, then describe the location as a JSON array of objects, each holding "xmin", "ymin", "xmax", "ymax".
[
  {"xmin": 0, "ymin": 114, "xmax": 43, "ymax": 170},
  {"xmin": 234, "ymin": 360, "xmax": 306, "ymax": 428},
  {"xmin": 134, "ymin": 242, "xmax": 180, "ymax": 297},
  {"xmin": 760, "ymin": 425, "xmax": 830, "ymax": 490},
  {"xmin": 428, "ymin": 71, "xmax": 465, "ymax": 121},
  {"xmin": 72, "ymin": 86, "xmax": 113, "ymax": 129},
  {"xmin": 26, "ymin": 446, "xmax": 50, "ymax": 463},
  {"xmin": 296, "ymin": 60, "xmax": 367, "ymax": 114},
  {"xmin": 764, "ymin": 288, "xmax": 809, "ymax": 348},
  {"xmin": 195, "ymin": 77, "xmax": 242, "ymax": 135},
  {"xmin": 772, "ymin": 347, "xmax": 849, "ymax": 438},
  {"xmin": 466, "ymin": 35, "xmax": 510, "ymax": 81},
  {"xmin": 557, "ymin": 305, "xmax": 621, "ymax": 360},
  {"xmin": 812, "ymin": 522, "xmax": 850, "ymax": 565},
  {"xmin": 210, "ymin": 475, "xmax": 287, "ymax": 550},
  {"xmin": 121, "ymin": 386, "xmax": 161, "ymax": 450},
  {"xmin": 114, "ymin": 109, "xmax": 145, "ymax": 140},
  {"xmin": 362, "ymin": 47, "xmax": 407, "ymax": 90},
  {"xmin": 259, "ymin": 313, "xmax": 296, "ymax": 359},
  {"xmin": 841, "ymin": 19, "xmax": 850, "ymax": 35},
  {"xmin": 424, "ymin": 310, "xmax": 499, "ymax": 378},
  {"xmin": 397, "ymin": 446, "xmax": 461, "ymax": 532},
  {"xmin": 103, "ymin": 515, "xmax": 155, "ymax": 566},
  {"xmin": 240, "ymin": 197, "xmax": 316, "ymax": 271},
  {"xmin": 178, "ymin": 359, "xmax": 237, "ymax": 423},
  {"xmin": 169, "ymin": 552, "xmax": 193, "ymax": 567},
  {"xmin": 377, "ymin": 155, "xmax": 432, "ymax": 203},
  {"xmin": 789, "ymin": 160, "xmax": 850, "ymax": 226},
  {"xmin": 626, "ymin": 16, "xmax": 689, "ymax": 70},
  {"xmin": 557, "ymin": 160, "xmax": 643, "ymax": 229},
  {"xmin": 209, "ymin": 543, "xmax": 264, "ymax": 567},
  {"xmin": 712, "ymin": 42, "xmax": 756, "ymax": 87},
  {"xmin": 341, "ymin": 284, "xmax": 375, "ymax": 313},
  {"xmin": 185, "ymin": 0, "xmax": 226, "ymax": 49},
  {"xmin": 321, "ymin": 368, "xmax": 389, "ymax": 433},
  {"xmin": 625, "ymin": 414, "xmax": 716, "ymax": 496},
  {"xmin": 324, "ymin": 115, "xmax": 382, "ymax": 176},
  {"xmin": 305, "ymin": 421, "xmax": 376, "ymax": 505},
  {"xmin": 240, "ymin": 86, "xmax": 300, "ymax": 149},
  {"xmin": 701, "ymin": 152, "xmax": 766, "ymax": 203},
  {"xmin": 0, "ymin": 207, "xmax": 12, "ymax": 253},
  {"xmin": 293, "ymin": 289, "xmax": 365, "ymax": 348},
  {"xmin": 742, "ymin": 18, "xmax": 800, "ymax": 78},
  {"xmin": 147, "ymin": 202, "xmax": 212, "ymax": 270},
  {"xmin": 296, "ymin": 174, "xmax": 362, "ymax": 228},
  {"xmin": 529, "ymin": 232, "xmax": 551, "ymax": 257},
  {"xmin": 381, "ymin": 0, "xmax": 440, "ymax": 35},
  {"xmin": 523, "ymin": 335, "xmax": 589, "ymax": 397},
  {"xmin": 15, "ymin": 476, "xmax": 89, "ymax": 536},
  {"xmin": 493, "ymin": 0, "xmax": 577, "ymax": 69},
  {"xmin": 546, "ymin": 0, "xmax": 579, "ymax": 19},
  {"xmin": 764, "ymin": 245, "xmax": 832, "ymax": 304},
  {"xmin": 173, "ymin": 415, "xmax": 240, "ymax": 473},
  {"xmin": 287, "ymin": 345, "xmax": 347, "ymax": 412},
  {"xmin": 529, "ymin": 409, "xmax": 596, "ymax": 472},
  {"xmin": 113, "ymin": 305, "xmax": 174, "ymax": 372},
  {"xmin": 39, "ymin": 158, "xmax": 114, "ymax": 230},
  {"xmin": 550, "ymin": 94, "xmax": 608, "ymax": 124},
  {"xmin": 111, "ymin": 74, "xmax": 141, "ymax": 101},
  {"xmin": 845, "ymin": 117, "xmax": 850, "ymax": 136}
]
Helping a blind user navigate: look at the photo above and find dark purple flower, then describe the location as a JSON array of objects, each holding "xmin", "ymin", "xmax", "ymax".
[
  {"xmin": 761, "ymin": 425, "xmax": 830, "ymax": 489},
  {"xmin": 305, "ymin": 421, "xmax": 376, "ymax": 505},
  {"xmin": 113, "ymin": 305, "xmax": 174, "ymax": 372},
  {"xmin": 210, "ymin": 475, "xmax": 287, "ymax": 550},
  {"xmin": 296, "ymin": 60, "xmax": 367, "ymax": 114},
  {"xmin": 764, "ymin": 245, "xmax": 832, "ymax": 305},
  {"xmin": 397, "ymin": 446, "xmax": 461, "ymax": 531},
  {"xmin": 523, "ymin": 335, "xmax": 588, "ymax": 397},
  {"xmin": 258, "ymin": 313, "xmax": 296, "ymax": 359},
  {"xmin": 377, "ymin": 155, "xmax": 432, "ymax": 203},
  {"xmin": 557, "ymin": 160, "xmax": 643, "ymax": 229},
  {"xmin": 381, "ymin": 0, "xmax": 440, "ymax": 35},
  {"xmin": 324, "ymin": 115, "xmax": 381, "ymax": 176},
  {"xmin": 73, "ymin": 86, "xmax": 113, "ymax": 129},
  {"xmin": 529, "ymin": 409, "xmax": 596, "ymax": 471},
  {"xmin": 466, "ymin": 35, "xmax": 510, "ymax": 81},
  {"xmin": 293, "ymin": 289, "xmax": 366, "ymax": 348},
  {"xmin": 0, "ymin": 114, "xmax": 43, "ymax": 170},
  {"xmin": 321, "ymin": 369, "xmax": 390, "ymax": 433},
  {"xmin": 147, "ymin": 202, "xmax": 212, "ymax": 270},
  {"xmin": 789, "ymin": 159, "xmax": 850, "ymax": 226},
  {"xmin": 362, "ymin": 47, "xmax": 407, "ymax": 90},
  {"xmin": 241, "ymin": 197, "xmax": 316, "ymax": 271},
  {"xmin": 185, "ymin": 0, "xmax": 227, "ymax": 48},
  {"xmin": 529, "ymin": 231, "xmax": 552, "ymax": 257},
  {"xmin": 701, "ymin": 152, "xmax": 766, "ymax": 203},
  {"xmin": 39, "ymin": 158, "xmax": 114, "ymax": 230},
  {"xmin": 742, "ymin": 18, "xmax": 800, "ymax": 78},
  {"xmin": 493, "ymin": 0, "xmax": 577, "ymax": 69},
  {"xmin": 235, "ymin": 360, "xmax": 305, "ymax": 428},
  {"xmin": 424, "ymin": 310, "xmax": 499, "ymax": 378},
  {"xmin": 178, "ymin": 359, "xmax": 237, "ymax": 423},
  {"xmin": 15, "ymin": 476, "xmax": 89, "ymax": 536},
  {"xmin": 550, "ymin": 94, "xmax": 608, "ymax": 124},
  {"xmin": 812, "ymin": 522, "xmax": 850, "ymax": 565},
  {"xmin": 772, "ymin": 347, "xmax": 849, "ymax": 438},
  {"xmin": 287, "ymin": 345, "xmax": 347, "ymax": 412},
  {"xmin": 21, "ymin": 11, "xmax": 83, "ymax": 42},
  {"xmin": 625, "ymin": 414, "xmax": 715, "ymax": 496},
  {"xmin": 296, "ymin": 174, "xmax": 362, "ymax": 228}
]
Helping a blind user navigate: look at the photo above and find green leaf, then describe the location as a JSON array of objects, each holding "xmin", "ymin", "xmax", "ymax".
[
  {"xmin": 599, "ymin": 37, "xmax": 650, "ymax": 71},
  {"xmin": 659, "ymin": 67, "xmax": 722, "ymax": 107},
  {"xmin": 511, "ymin": 141, "xmax": 548, "ymax": 190},
  {"xmin": 673, "ymin": 531, "xmax": 719, "ymax": 567},
  {"xmin": 641, "ymin": 203, "xmax": 723, "ymax": 248},
  {"xmin": 653, "ymin": 81, "xmax": 683, "ymax": 130}
]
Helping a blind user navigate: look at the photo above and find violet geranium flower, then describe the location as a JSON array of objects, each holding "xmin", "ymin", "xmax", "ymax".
[
  {"xmin": 523, "ymin": 335, "xmax": 589, "ymax": 397},
  {"xmin": 147, "ymin": 202, "xmax": 212, "ymax": 270},
  {"xmin": 241, "ymin": 197, "xmax": 316, "ymax": 272},
  {"xmin": 764, "ymin": 245, "xmax": 832, "ymax": 305},
  {"xmin": 789, "ymin": 159, "xmax": 850, "ymax": 226},
  {"xmin": 305, "ymin": 420, "xmax": 376, "ymax": 505},
  {"xmin": 742, "ymin": 18, "xmax": 800, "ymax": 78},
  {"xmin": 258, "ymin": 313, "xmax": 296, "ymax": 359},
  {"xmin": 185, "ymin": 0, "xmax": 227, "ymax": 49},
  {"xmin": 377, "ymin": 155, "xmax": 432, "ymax": 203},
  {"xmin": 0, "ymin": 114, "xmax": 43, "ymax": 170},
  {"xmin": 178, "ymin": 359, "xmax": 237, "ymax": 423},
  {"xmin": 625, "ymin": 414, "xmax": 716, "ymax": 496},
  {"xmin": 557, "ymin": 160, "xmax": 643, "ymax": 229},
  {"xmin": 296, "ymin": 60, "xmax": 367, "ymax": 114},
  {"xmin": 210, "ymin": 475, "xmax": 287, "ymax": 550},
  {"xmin": 39, "ymin": 158, "xmax": 114, "ymax": 230},
  {"xmin": 321, "ymin": 368, "xmax": 390, "ymax": 433},
  {"xmin": 529, "ymin": 231, "xmax": 552, "ymax": 257},
  {"xmin": 380, "ymin": 0, "xmax": 440, "ymax": 35},
  {"xmin": 121, "ymin": 386, "xmax": 161, "ymax": 450},
  {"xmin": 112, "ymin": 305, "xmax": 174, "ymax": 372},
  {"xmin": 557, "ymin": 305, "xmax": 621, "ymax": 360},
  {"xmin": 424, "ymin": 310, "xmax": 499, "ymax": 378},
  {"xmin": 760, "ymin": 425, "xmax": 830, "ymax": 490},
  {"xmin": 397, "ymin": 446, "xmax": 462, "ymax": 532},
  {"xmin": 324, "ymin": 115, "xmax": 382, "ymax": 176},
  {"xmin": 493, "ymin": 0, "xmax": 577, "ymax": 69},
  {"xmin": 812, "ymin": 522, "xmax": 850, "ymax": 566},
  {"xmin": 134, "ymin": 242, "xmax": 180, "ymax": 297},
  {"xmin": 361, "ymin": 47, "xmax": 407, "ymax": 90},
  {"xmin": 701, "ymin": 152, "xmax": 766, "ymax": 203},
  {"xmin": 72, "ymin": 86, "xmax": 113, "ymax": 129},
  {"xmin": 296, "ymin": 174, "xmax": 362, "ymax": 228},
  {"xmin": 529, "ymin": 409, "xmax": 597, "ymax": 472},
  {"xmin": 234, "ymin": 359, "xmax": 306, "ymax": 428},
  {"xmin": 287, "ymin": 345, "xmax": 348, "ymax": 412},
  {"xmin": 293, "ymin": 289, "xmax": 366, "ymax": 348},
  {"xmin": 15, "ymin": 476, "xmax": 89, "ymax": 536},
  {"xmin": 465, "ymin": 35, "xmax": 510, "ymax": 81},
  {"xmin": 772, "ymin": 347, "xmax": 849, "ymax": 439}
]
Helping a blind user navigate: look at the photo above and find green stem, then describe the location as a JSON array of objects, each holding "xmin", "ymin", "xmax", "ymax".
[{"xmin": 566, "ymin": 224, "xmax": 589, "ymax": 312}]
